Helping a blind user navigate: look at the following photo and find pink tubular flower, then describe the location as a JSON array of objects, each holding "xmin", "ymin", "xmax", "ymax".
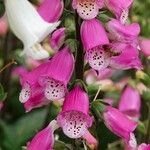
[
  {"xmin": 105, "ymin": 0, "xmax": 133, "ymax": 23},
  {"xmin": 50, "ymin": 27, "xmax": 65, "ymax": 51},
  {"xmin": 38, "ymin": 0, "xmax": 64, "ymax": 23},
  {"xmin": 81, "ymin": 18, "xmax": 110, "ymax": 71},
  {"xmin": 103, "ymin": 106, "xmax": 137, "ymax": 146},
  {"xmin": 72, "ymin": 0, "xmax": 103, "ymax": 20},
  {"xmin": 82, "ymin": 131, "xmax": 98, "ymax": 149},
  {"xmin": 39, "ymin": 47, "xmax": 74, "ymax": 101},
  {"xmin": 110, "ymin": 45, "xmax": 142, "ymax": 70},
  {"xmin": 119, "ymin": 86, "xmax": 141, "ymax": 119},
  {"xmin": 139, "ymin": 38, "xmax": 150, "ymax": 57},
  {"xmin": 57, "ymin": 86, "xmax": 93, "ymax": 138},
  {"xmin": 27, "ymin": 120, "xmax": 58, "ymax": 150},
  {"xmin": 106, "ymin": 19, "xmax": 140, "ymax": 46},
  {"xmin": 138, "ymin": 144, "xmax": 150, "ymax": 150},
  {"xmin": 0, "ymin": 14, "xmax": 8, "ymax": 36},
  {"xmin": 19, "ymin": 61, "xmax": 50, "ymax": 104}
]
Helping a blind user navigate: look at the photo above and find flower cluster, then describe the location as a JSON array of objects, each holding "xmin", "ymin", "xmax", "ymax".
[{"xmin": 3, "ymin": 0, "xmax": 149, "ymax": 149}]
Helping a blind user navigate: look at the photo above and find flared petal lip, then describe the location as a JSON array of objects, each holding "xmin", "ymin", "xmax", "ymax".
[{"xmin": 57, "ymin": 110, "xmax": 93, "ymax": 128}]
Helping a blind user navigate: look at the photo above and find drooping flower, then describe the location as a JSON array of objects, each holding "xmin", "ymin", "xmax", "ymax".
[
  {"xmin": 72, "ymin": 0, "xmax": 104, "ymax": 20},
  {"xmin": 5, "ymin": 0, "xmax": 60, "ymax": 60},
  {"xmin": 81, "ymin": 18, "xmax": 110, "ymax": 71},
  {"xmin": 0, "ymin": 14, "xmax": 8, "ymax": 36},
  {"xmin": 105, "ymin": 0, "xmax": 133, "ymax": 24},
  {"xmin": 103, "ymin": 106, "xmax": 137, "ymax": 147},
  {"xmin": 50, "ymin": 27, "xmax": 65, "ymax": 51},
  {"xmin": 39, "ymin": 47, "xmax": 74, "ymax": 101},
  {"xmin": 110, "ymin": 45, "xmax": 142, "ymax": 70},
  {"xmin": 57, "ymin": 86, "xmax": 93, "ymax": 138},
  {"xmin": 38, "ymin": 0, "xmax": 64, "ymax": 23},
  {"xmin": 82, "ymin": 131, "xmax": 98, "ymax": 149},
  {"xmin": 19, "ymin": 60, "xmax": 51, "ymax": 104},
  {"xmin": 119, "ymin": 86, "xmax": 141, "ymax": 119},
  {"xmin": 106, "ymin": 19, "xmax": 140, "ymax": 47},
  {"xmin": 27, "ymin": 120, "xmax": 59, "ymax": 150},
  {"xmin": 139, "ymin": 38, "xmax": 150, "ymax": 57},
  {"xmin": 138, "ymin": 143, "xmax": 150, "ymax": 150}
]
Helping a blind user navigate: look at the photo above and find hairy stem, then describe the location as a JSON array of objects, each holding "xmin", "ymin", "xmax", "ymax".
[{"xmin": 75, "ymin": 12, "xmax": 84, "ymax": 80}]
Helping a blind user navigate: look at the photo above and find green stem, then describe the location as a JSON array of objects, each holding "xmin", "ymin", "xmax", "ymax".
[{"xmin": 75, "ymin": 12, "xmax": 84, "ymax": 80}]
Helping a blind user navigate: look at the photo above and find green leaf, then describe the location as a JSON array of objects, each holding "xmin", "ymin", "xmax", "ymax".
[
  {"xmin": 0, "ymin": 109, "xmax": 47, "ymax": 150},
  {"xmin": 137, "ymin": 121, "xmax": 146, "ymax": 135},
  {"xmin": 0, "ymin": 83, "xmax": 7, "ymax": 101},
  {"xmin": 65, "ymin": 39, "xmax": 78, "ymax": 53}
]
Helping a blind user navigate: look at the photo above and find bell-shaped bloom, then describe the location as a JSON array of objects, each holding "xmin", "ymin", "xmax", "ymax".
[
  {"xmin": 19, "ymin": 60, "xmax": 51, "ymax": 104},
  {"xmin": 105, "ymin": 0, "xmax": 133, "ymax": 23},
  {"xmin": 103, "ymin": 106, "xmax": 137, "ymax": 146},
  {"xmin": 138, "ymin": 144, "xmax": 150, "ymax": 150},
  {"xmin": 5, "ymin": 0, "xmax": 60, "ymax": 60},
  {"xmin": 106, "ymin": 19, "xmax": 140, "ymax": 47},
  {"xmin": 139, "ymin": 38, "xmax": 150, "ymax": 57},
  {"xmin": 81, "ymin": 18, "xmax": 110, "ymax": 71},
  {"xmin": 82, "ymin": 131, "xmax": 98, "ymax": 149},
  {"xmin": 27, "ymin": 120, "xmax": 59, "ymax": 150},
  {"xmin": 0, "ymin": 14, "xmax": 8, "ymax": 36},
  {"xmin": 72, "ymin": 0, "xmax": 104, "ymax": 20},
  {"xmin": 57, "ymin": 86, "xmax": 93, "ymax": 138},
  {"xmin": 12, "ymin": 66, "xmax": 28, "ymax": 78},
  {"xmin": 110, "ymin": 45, "xmax": 142, "ymax": 70},
  {"xmin": 38, "ymin": 0, "xmax": 64, "ymax": 23},
  {"xmin": 119, "ymin": 86, "xmax": 141, "ymax": 119},
  {"xmin": 50, "ymin": 27, "xmax": 65, "ymax": 51},
  {"xmin": 39, "ymin": 47, "xmax": 74, "ymax": 101}
]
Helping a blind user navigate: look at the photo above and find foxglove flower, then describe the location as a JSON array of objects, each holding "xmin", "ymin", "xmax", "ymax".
[
  {"xmin": 105, "ymin": 0, "xmax": 133, "ymax": 24},
  {"xmin": 50, "ymin": 27, "xmax": 65, "ymax": 51},
  {"xmin": 110, "ymin": 45, "xmax": 142, "ymax": 70},
  {"xmin": 82, "ymin": 131, "xmax": 98, "ymax": 149},
  {"xmin": 19, "ymin": 60, "xmax": 51, "ymax": 104},
  {"xmin": 72, "ymin": 0, "xmax": 104, "ymax": 20},
  {"xmin": 57, "ymin": 86, "xmax": 93, "ymax": 138},
  {"xmin": 106, "ymin": 19, "xmax": 140, "ymax": 46},
  {"xmin": 103, "ymin": 106, "xmax": 137, "ymax": 147},
  {"xmin": 138, "ymin": 144, "xmax": 150, "ymax": 150},
  {"xmin": 0, "ymin": 14, "xmax": 8, "ymax": 35},
  {"xmin": 27, "ymin": 120, "xmax": 59, "ymax": 150},
  {"xmin": 38, "ymin": 0, "xmax": 64, "ymax": 23},
  {"xmin": 81, "ymin": 18, "xmax": 109, "ymax": 71},
  {"xmin": 139, "ymin": 38, "xmax": 150, "ymax": 57},
  {"xmin": 119, "ymin": 86, "xmax": 141, "ymax": 119},
  {"xmin": 39, "ymin": 47, "xmax": 74, "ymax": 101},
  {"xmin": 5, "ymin": 0, "xmax": 60, "ymax": 60}
]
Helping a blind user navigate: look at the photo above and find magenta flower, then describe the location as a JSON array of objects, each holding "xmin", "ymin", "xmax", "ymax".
[
  {"xmin": 27, "ymin": 120, "xmax": 58, "ymax": 150},
  {"xmin": 19, "ymin": 61, "xmax": 50, "ymax": 104},
  {"xmin": 39, "ymin": 47, "xmax": 74, "ymax": 101},
  {"xmin": 110, "ymin": 45, "xmax": 142, "ymax": 70},
  {"xmin": 103, "ymin": 106, "xmax": 137, "ymax": 146},
  {"xmin": 138, "ymin": 143, "xmax": 150, "ymax": 150},
  {"xmin": 72, "ymin": 0, "xmax": 103, "ymax": 20},
  {"xmin": 38, "ymin": 0, "xmax": 64, "ymax": 23},
  {"xmin": 81, "ymin": 18, "xmax": 110, "ymax": 71},
  {"xmin": 57, "ymin": 86, "xmax": 93, "ymax": 138},
  {"xmin": 0, "ymin": 14, "xmax": 8, "ymax": 36},
  {"xmin": 50, "ymin": 27, "xmax": 65, "ymax": 51},
  {"xmin": 105, "ymin": 0, "xmax": 133, "ymax": 23},
  {"xmin": 106, "ymin": 19, "xmax": 140, "ymax": 46},
  {"xmin": 82, "ymin": 130, "xmax": 98, "ymax": 149},
  {"xmin": 139, "ymin": 38, "xmax": 150, "ymax": 57},
  {"xmin": 119, "ymin": 86, "xmax": 141, "ymax": 119}
]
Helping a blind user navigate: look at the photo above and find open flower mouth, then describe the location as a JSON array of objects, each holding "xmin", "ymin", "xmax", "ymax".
[
  {"xmin": 19, "ymin": 82, "xmax": 31, "ymax": 103},
  {"xmin": 58, "ymin": 111, "xmax": 89, "ymax": 138},
  {"xmin": 87, "ymin": 46, "xmax": 110, "ymax": 71},
  {"xmin": 44, "ymin": 78, "xmax": 66, "ymax": 101},
  {"xmin": 76, "ymin": 0, "xmax": 99, "ymax": 20}
]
